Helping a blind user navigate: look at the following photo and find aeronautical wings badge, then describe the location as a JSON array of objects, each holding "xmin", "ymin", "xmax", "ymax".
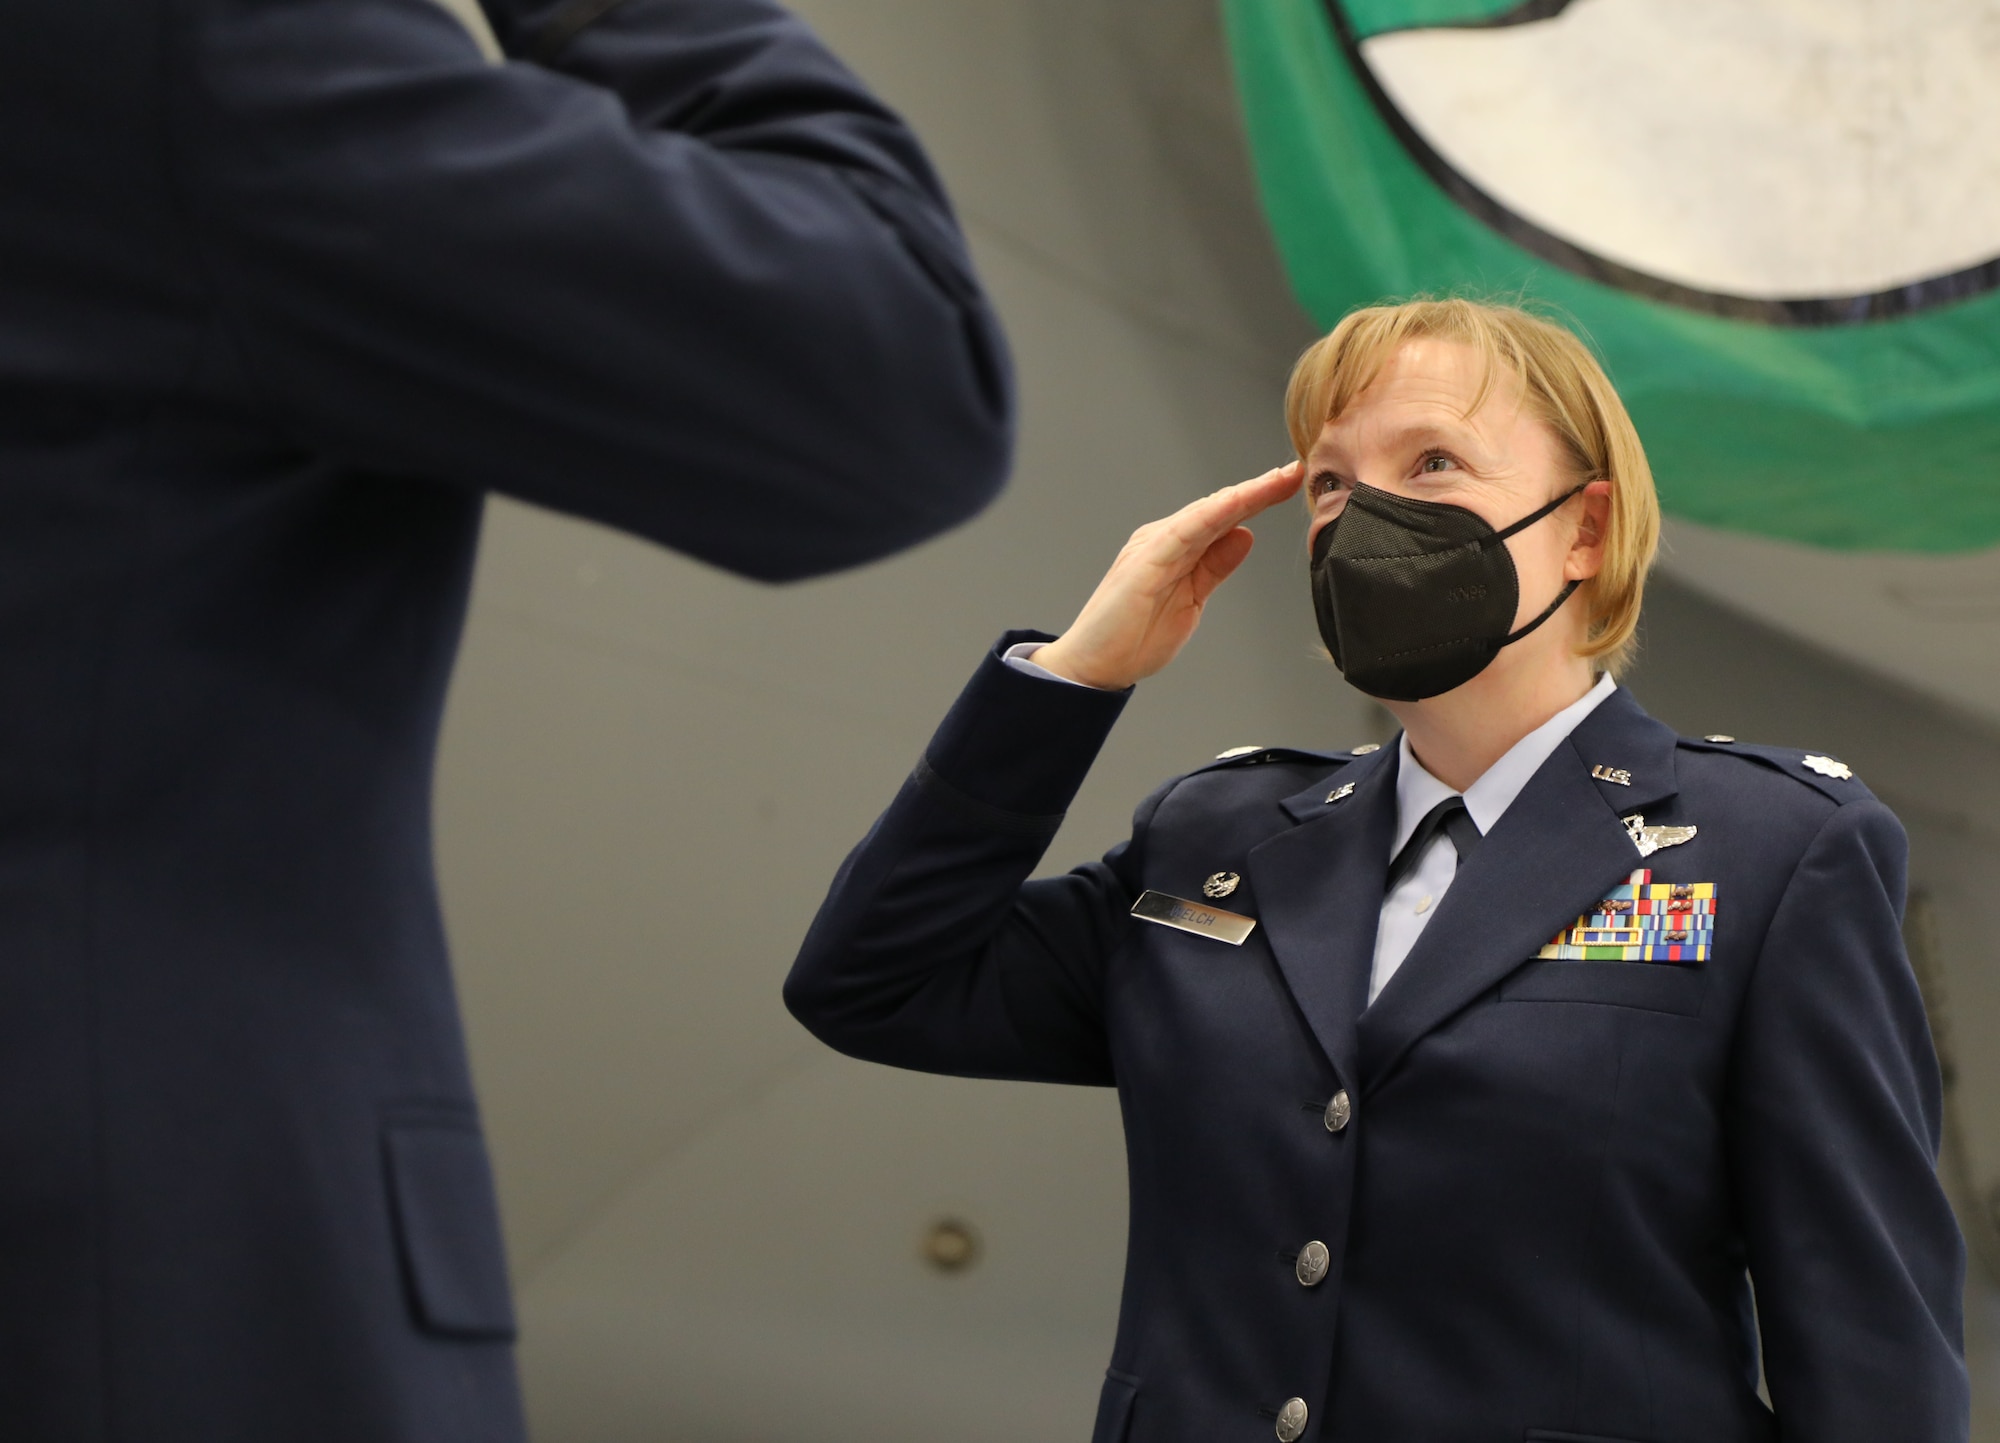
[{"xmin": 1623, "ymin": 814, "xmax": 1697, "ymax": 859}]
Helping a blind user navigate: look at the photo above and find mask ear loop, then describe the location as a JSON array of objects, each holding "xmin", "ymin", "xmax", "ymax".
[
  {"xmin": 1502, "ymin": 577, "xmax": 1582, "ymax": 646},
  {"xmin": 1488, "ymin": 482, "xmax": 1588, "ymax": 545},
  {"xmin": 1490, "ymin": 482, "xmax": 1590, "ymax": 646}
]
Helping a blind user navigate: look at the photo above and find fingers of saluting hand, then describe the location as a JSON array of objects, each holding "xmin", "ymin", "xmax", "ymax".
[
  {"xmin": 1141, "ymin": 463, "xmax": 1303, "ymax": 567},
  {"xmin": 1034, "ymin": 462, "xmax": 1303, "ymax": 691}
]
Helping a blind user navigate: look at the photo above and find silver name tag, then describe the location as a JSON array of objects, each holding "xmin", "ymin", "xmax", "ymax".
[{"xmin": 1130, "ymin": 890, "xmax": 1257, "ymax": 946}]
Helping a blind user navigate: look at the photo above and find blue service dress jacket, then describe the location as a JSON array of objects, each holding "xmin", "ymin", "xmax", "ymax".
[
  {"xmin": 0, "ymin": 0, "xmax": 1010, "ymax": 1437},
  {"xmin": 787, "ymin": 634, "xmax": 1969, "ymax": 1443}
]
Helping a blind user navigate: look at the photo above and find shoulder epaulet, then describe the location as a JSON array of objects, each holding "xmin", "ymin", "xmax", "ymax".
[
  {"xmin": 1194, "ymin": 742, "xmax": 1380, "ymax": 775},
  {"xmin": 1676, "ymin": 734, "xmax": 1875, "ymax": 804}
]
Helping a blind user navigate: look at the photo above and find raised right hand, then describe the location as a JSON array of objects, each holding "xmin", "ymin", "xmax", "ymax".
[{"xmin": 1033, "ymin": 463, "xmax": 1303, "ymax": 691}]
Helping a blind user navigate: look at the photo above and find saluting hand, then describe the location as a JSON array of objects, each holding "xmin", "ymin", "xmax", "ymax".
[{"xmin": 1034, "ymin": 463, "xmax": 1304, "ymax": 691}]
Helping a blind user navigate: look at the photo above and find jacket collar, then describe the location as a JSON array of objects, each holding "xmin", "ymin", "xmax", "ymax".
[
  {"xmin": 1248, "ymin": 745, "xmax": 1398, "ymax": 1090},
  {"xmin": 1246, "ymin": 689, "xmax": 1679, "ymax": 1092},
  {"xmin": 1278, "ymin": 743, "xmax": 1391, "ymax": 824}
]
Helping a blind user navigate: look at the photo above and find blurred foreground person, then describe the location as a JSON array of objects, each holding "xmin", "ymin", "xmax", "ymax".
[
  {"xmin": 0, "ymin": 0, "xmax": 1011, "ymax": 1436},
  {"xmin": 789, "ymin": 300, "xmax": 1965, "ymax": 1442}
]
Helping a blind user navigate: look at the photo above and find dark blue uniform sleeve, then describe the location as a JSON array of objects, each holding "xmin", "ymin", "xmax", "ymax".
[
  {"xmin": 178, "ymin": 0, "xmax": 1013, "ymax": 580},
  {"xmin": 1726, "ymin": 799, "xmax": 1969, "ymax": 1440},
  {"xmin": 786, "ymin": 634, "xmax": 1145, "ymax": 1084}
]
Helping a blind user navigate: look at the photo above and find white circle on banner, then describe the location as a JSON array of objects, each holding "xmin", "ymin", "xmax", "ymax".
[{"xmin": 1362, "ymin": 0, "xmax": 2000, "ymax": 298}]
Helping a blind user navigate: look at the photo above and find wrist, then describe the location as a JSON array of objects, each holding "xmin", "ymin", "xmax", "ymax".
[{"xmin": 1034, "ymin": 639, "xmax": 1128, "ymax": 692}]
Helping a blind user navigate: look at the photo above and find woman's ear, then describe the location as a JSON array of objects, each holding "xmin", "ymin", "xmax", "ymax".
[{"xmin": 1566, "ymin": 479, "xmax": 1613, "ymax": 581}]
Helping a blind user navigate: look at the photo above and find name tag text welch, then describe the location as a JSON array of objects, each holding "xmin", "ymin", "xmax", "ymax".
[{"xmin": 1130, "ymin": 890, "xmax": 1258, "ymax": 946}]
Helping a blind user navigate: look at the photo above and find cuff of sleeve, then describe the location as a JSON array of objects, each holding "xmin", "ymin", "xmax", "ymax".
[
  {"xmin": 1001, "ymin": 640, "xmax": 1107, "ymax": 689},
  {"xmin": 924, "ymin": 630, "xmax": 1133, "ymax": 817}
]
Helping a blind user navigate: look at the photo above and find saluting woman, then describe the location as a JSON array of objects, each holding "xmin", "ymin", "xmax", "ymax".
[{"xmin": 785, "ymin": 299, "xmax": 1966, "ymax": 1443}]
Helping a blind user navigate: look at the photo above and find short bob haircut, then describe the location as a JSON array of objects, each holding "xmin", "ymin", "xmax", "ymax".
[{"xmin": 1285, "ymin": 297, "xmax": 1661, "ymax": 678}]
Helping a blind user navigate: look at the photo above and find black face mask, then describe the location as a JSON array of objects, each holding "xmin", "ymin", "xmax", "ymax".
[{"xmin": 1309, "ymin": 482, "xmax": 1585, "ymax": 702}]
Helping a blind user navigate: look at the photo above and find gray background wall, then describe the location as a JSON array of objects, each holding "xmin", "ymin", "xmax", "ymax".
[{"xmin": 422, "ymin": 0, "xmax": 2000, "ymax": 1436}]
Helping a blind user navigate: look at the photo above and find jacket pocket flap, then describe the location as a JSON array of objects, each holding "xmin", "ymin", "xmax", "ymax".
[
  {"xmin": 1093, "ymin": 1370, "xmax": 1139, "ymax": 1443},
  {"xmin": 384, "ymin": 1119, "xmax": 517, "ymax": 1340},
  {"xmin": 1501, "ymin": 960, "xmax": 1705, "ymax": 1016}
]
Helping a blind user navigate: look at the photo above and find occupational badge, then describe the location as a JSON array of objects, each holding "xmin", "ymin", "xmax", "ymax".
[
  {"xmin": 1538, "ymin": 869, "xmax": 1715, "ymax": 964},
  {"xmin": 1202, "ymin": 871, "xmax": 1241, "ymax": 899},
  {"xmin": 1622, "ymin": 814, "xmax": 1698, "ymax": 859}
]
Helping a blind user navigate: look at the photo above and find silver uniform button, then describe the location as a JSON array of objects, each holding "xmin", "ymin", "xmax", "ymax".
[
  {"xmin": 1350, "ymin": 743, "xmax": 1381, "ymax": 755},
  {"xmin": 1295, "ymin": 1240, "xmax": 1331, "ymax": 1287},
  {"xmin": 1323, "ymin": 1090, "xmax": 1352, "ymax": 1133},
  {"xmin": 1276, "ymin": 1397, "xmax": 1310, "ymax": 1442},
  {"xmin": 1703, "ymin": 734, "xmax": 1736, "ymax": 743}
]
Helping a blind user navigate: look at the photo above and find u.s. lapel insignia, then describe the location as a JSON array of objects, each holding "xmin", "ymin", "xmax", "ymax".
[
  {"xmin": 1325, "ymin": 783, "xmax": 1356, "ymax": 804},
  {"xmin": 1537, "ymin": 868, "xmax": 1715, "ymax": 964},
  {"xmin": 1802, "ymin": 754, "xmax": 1854, "ymax": 781},
  {"xmin": 1590, "ymin": 764, "xmax": 1633, "ymax": 786},
  {"xmin": 1622, "ymin": 813, "xmax": 1697, "ymax": 859}
]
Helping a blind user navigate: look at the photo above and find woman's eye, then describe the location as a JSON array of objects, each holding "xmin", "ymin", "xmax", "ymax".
[
  {"xmin": 1311, "ymin": 473, "xmax": 1347, "ymax": 500},
  {"xmin": 1418, "ymin": 451, "xmax": 1458, "ymax": 474}
]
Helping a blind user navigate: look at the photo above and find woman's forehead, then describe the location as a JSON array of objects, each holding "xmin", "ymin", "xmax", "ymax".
[{"xmin": 1313, "ymin": 340, "xmax": 1528, "ymax": 458}]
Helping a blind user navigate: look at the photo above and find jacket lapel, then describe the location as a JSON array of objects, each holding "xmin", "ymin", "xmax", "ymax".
[
  {"xmin": 1246, "ymin": 748, "xmax": 1397, "ymax": 1089},
  {"xmin": 1356, "ymin": 689, "xmax": 1683, "ymax": 1090}
]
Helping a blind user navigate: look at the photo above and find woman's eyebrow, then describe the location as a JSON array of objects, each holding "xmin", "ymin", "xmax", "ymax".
[{"xmin": 1311, "ymin": 415, "xmax": 1478, "ymax": 473}]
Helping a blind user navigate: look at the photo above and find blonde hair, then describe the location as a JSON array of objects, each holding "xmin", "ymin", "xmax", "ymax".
[{"xmin": 1285, "ymin": 297, "xmax": 1660, "ymax": 678}]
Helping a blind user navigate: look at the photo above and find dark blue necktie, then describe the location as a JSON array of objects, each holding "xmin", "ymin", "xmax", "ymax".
[{"xmin": 1384, "ymin": 795, "xmax": 1483, "ymax": 894}]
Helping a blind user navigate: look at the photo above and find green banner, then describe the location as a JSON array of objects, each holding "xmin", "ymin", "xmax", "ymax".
[{"xmin": 1223, "ymin": 0, "xmax": 2000, "ymax": 551}]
